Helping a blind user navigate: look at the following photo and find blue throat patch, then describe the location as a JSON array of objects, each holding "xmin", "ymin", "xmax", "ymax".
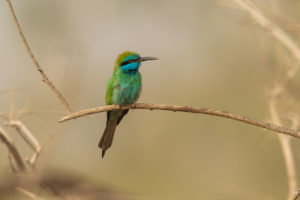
[
  {"xmin": 121, "ymin": 62, "xmax": 141, "ymax": 74},
  {"xmin": 121, "ymin": 55, "xmax": 141, "ymax": 74}
]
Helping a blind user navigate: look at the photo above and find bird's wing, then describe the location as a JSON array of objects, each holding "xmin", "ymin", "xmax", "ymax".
[{"xmin": 105, "ymin": 75, "xmax": 119, "ymax": 105}]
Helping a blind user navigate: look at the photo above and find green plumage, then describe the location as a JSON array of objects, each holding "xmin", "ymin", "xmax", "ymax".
[{"xmin": 99, "ymin": 51, "xmax": 157, "ymax": 157}]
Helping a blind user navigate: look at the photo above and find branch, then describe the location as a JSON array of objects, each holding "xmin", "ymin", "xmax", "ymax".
[
  {"xmin": 5, "ymin": 120, "xmax": 41, "ymax": 153},
  {"xmin": 6, "ymin": 0, "xmax": 71, "ymax": 113},
  {"xmin": 227, "ymin": 1, "xmax": 300, "ymax": 199},
  {"xmin": 28, "ymin": 132, "xmax": 55, "ymax": 168},
  {"xmin": 230, "ymin": 0, "xmax": 300, "ymax": 66},
  {"xmin": 0, "ymin": 126, "xmax": 25, "ymax": 172},
  {"xmin": 293, "ymin": 189, "xmax": 300, "ymax": 200},
  {"xmin": 59, "ymin": 103, "xmax": 300, "ymax": 138}
]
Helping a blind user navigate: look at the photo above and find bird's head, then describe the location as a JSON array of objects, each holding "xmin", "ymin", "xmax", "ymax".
[{"xmin": 114, "ymin": 51, "xmax": 158, "ymax": 74}]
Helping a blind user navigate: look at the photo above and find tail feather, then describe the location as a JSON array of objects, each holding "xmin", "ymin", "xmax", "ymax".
[
  {"xmin": 99, "ymin": 120, "xmax": 118, "ymax": 158},
  {"xmin": 99, "ymin": 110, "xmax": 129, "ymax": 158}
]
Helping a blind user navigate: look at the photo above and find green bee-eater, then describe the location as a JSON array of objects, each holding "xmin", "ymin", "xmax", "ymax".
[{"xmin": 99, "ymin": 51, "xmax": 158, "ymax": 157}]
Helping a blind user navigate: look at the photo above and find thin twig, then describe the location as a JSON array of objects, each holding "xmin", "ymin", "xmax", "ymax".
[
  {"xmin": 293, "ymin": 189, "xmax": 300, "ymax": 200},
  {"xmin": 273, "ymin": 113, "xmax": 297, "ymax": 200},
  {"xmin": 0, "ymin": 126, "xmax": 25, "ymax": 172},
  {"xmin": 29, "ymin": 132, "xmax": 55, "ymax": 167},
  {"xmin": 8, "ymin": 154, "xmax": 18, "ymax": 173},
  {"xmin": 6, "ymin": 120, "xmax": 41, "ymax": 153},
  {"xmin": 230, "ymin": 0, "xmax": 300, "ymax": 66},
  {"xmin": 59, "ymin": 103, "xmax": 300, "ymax": 138},
  {"xmin": 228, "ymin": 1, "xmax": 300, "ymax": 199},
  {"xmin": 6, "ymin": 0, "xmax": 71, "ymax": 113}
]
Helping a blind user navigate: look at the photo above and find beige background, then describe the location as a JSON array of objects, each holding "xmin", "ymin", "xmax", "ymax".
[{"xmin": 1, "ymin": 0, "xmax": 300, "ymax": 199}]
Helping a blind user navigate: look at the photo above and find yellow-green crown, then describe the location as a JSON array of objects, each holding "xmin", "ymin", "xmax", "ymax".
[{"xmin": 114, "ymin": 51, "xmax": 141, "ymax": 72}]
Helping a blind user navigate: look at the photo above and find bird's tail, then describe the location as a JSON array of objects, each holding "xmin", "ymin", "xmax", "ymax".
[{"xmin": 98, "ymin": 119, "xmax": 118, "ymax": 158}]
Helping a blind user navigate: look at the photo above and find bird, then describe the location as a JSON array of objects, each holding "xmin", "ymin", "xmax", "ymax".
[{"xmin": 99, "ymin": 51, "xmax": 158, "ymax": 158}]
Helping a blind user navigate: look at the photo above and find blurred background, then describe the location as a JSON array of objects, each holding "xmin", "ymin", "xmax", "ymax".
[{"xmin": 1, "ymin": 0, "xmax": 300, "ymax": 199}]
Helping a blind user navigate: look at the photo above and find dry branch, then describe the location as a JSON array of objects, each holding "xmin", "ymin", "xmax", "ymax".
[
  {"xmin": 6, "ymin": 0, "xmax": 71, "ymax": 113},
  {"xmin": 28, "ymin": 132, "xmax": 55, "ymax": 168},
  {"xmin": 228, "ymin": 1, "xmax": 300, "ymax": 199},
  {"xmin": 230, "ymin": 0, "xmax": 300, "ymax": 66},
  {"xmin": 293, "ymin": 189, "xmax": 300, "ymax": 200},
  {"xmin": 59, "ymin": 103, "xmax": 300, "ymax": 138},
  {"xmin": 5, "ymin": 120, "xmax": 41, "ymax": 153},
  {"xmin": 0, "ymin": 126, "xmax": 25, "ymax": 172},
  {"xmin": 270, "ymin": 92, "xmax": 298, "ymax": 200}
]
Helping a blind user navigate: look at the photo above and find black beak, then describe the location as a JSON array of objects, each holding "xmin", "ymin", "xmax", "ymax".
[{"xmin": 139, "ymin": 57, "xmax": 158, "ymax": 62}]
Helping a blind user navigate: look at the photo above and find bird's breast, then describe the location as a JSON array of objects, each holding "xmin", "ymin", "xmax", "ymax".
[{"xmin": 111, "ymin": 73, "xmax": 142, "ymax": 105}]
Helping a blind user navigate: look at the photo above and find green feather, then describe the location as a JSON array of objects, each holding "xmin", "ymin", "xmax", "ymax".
[{"xmin": 99, "ymin": 51, "xmax": 157, "ymax": 158}]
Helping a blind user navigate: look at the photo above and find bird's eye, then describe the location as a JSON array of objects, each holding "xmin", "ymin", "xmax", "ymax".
[
  {"xmin": 121, "ymin": 58, "xmax": 139, "ymax": 66},
  {"xmin": 121, "ymin": 60, "xmax": 130, "ymax": 66}
]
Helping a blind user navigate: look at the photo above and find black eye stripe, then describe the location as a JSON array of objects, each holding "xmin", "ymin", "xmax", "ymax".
[
  {"xmin": 120, "ymin": 61, "xmax": 130, "ymax": 66},
  {"xmin": 121, "ymin": 58, "xmax": 140, "ymax": 66}
]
